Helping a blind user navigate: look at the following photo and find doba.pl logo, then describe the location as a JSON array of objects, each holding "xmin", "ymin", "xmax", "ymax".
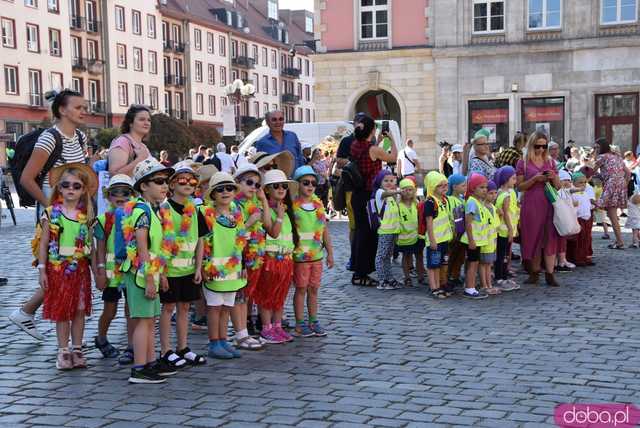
[{"xmin": 555, "ymin": 404, "xmax": 640, "ymax": 427}]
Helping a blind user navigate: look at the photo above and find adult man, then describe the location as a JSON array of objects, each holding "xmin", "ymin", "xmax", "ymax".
[
  {"xmin": 397, "ymin": 139, "xmax": 420, "ymax": 178},
  {"xmin": 193, "ymin": 145, "xmax": 207, "ymax": 163},
  {"xmin": 494, "ymin": 131, "xmax": 526, "ymax": 168},
  {"xmin": 439, "ymin": 144, "xmax": 463, "ymax": 177},
  {"xmin": 255, "ymin": 110, "xmax": 304, "ymax": 170},
  {"xmin": 215, "ymin": 142, "xmax": 234, "ymax": 173},
  {"xmin": 230, "ymin": 145, "xmax": 247, "ymax": 171}
]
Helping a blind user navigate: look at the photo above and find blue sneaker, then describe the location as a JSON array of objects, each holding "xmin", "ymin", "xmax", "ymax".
[
  {"xmin": 221, "ymin": 341, "xmax": 241, "ymax": 358},
  {"xmin": 208, "ymin": 341, "xmax": 233, "ymax": 359},
  {"xmin": 293, "ymin": 322, "xmax": 314, "ymax": 337},
  {"xmin": 310, "ymin": 321, "xmax": 327, "ymax": 337}
]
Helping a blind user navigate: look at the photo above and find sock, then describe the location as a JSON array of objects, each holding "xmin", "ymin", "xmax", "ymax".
[
  {"xmin": 133, "ymin": 364, "xmax": 145, "ymax": 371},
  {"xmin": 236, "ymin": 329, "xmax": 249, "ymax": 339},
  {"xmin": 309, "ymin": 315, "xmax": 318, "ymax": 324},
  {"xmin": 465, "ymin": 288, "xmax": 478, "ymax": 294},
  {"xmin": 72, "ymin": 345, "xmax": 82, "ymax": 351},
  {"xmin": 264, "ymin": 323, "xmax": 272, "ymax": 331},
  {"xmin": 274, "ymin": 321, "xmax": 282, "ymax": 329},
  {"xmin": 296, "ymin": 319, "xmax": 305, "ymax": 325}
]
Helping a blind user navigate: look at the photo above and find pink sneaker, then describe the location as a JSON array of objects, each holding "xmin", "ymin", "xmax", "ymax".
[
  {"xmin": 260, "ymin": 327, "xmax": 285, "ymax": 344},
  {"xmin": 274, "ymin": 326, "xmax": 294, "ymax": 342}
]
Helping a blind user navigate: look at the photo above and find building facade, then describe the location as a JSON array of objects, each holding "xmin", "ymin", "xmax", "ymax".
[{"xmin": 0, "ymin": 0, "xmax": 316, "ymax": 138}]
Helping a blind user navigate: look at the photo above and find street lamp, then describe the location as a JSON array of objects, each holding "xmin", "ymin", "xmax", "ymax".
[{"xmin": 225, "ymin": 78, "xmax": 256, "ymax": 143}]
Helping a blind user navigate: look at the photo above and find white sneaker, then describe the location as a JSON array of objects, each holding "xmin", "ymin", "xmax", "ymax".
[
  {"xmin": 564, "ymin": 261, "xmax": 576, "ymax": 269},
  {"xmin": 9, "ymin": 309, "xmax": 44, "ymax": 341}
]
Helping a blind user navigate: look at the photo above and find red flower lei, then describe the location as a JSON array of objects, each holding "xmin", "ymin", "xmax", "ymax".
[
  {"xmin": 292, "ymin": 195, "xmax": 326, "ymax": 262},
  {"xmin": 202, "ymin": 203, "xmax": 247, "ymax": 281}
]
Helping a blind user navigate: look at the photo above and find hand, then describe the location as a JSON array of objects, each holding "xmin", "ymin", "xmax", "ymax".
[
  {"xmin": 257, "ymin": 187, "xmax": 267, "ymax": 202},
  {"xmin": 160, "ymin": 275, "xmax": 169, "ymax": 293},
  {"xmin": 95, "ymin": 270, "xmax": 107, "ymax": 291},
  {"xmin": 39, "ymin": 271, "xmax": 48, "ymax": 290},
  {"xmin": 326, "ymin": 254, "xmax": 334, "ymax": 269},
  {"xmin": 133, "ymin": 144, "xmax": 150, "ymax": 160},
  {"xmin": 145, "ymin": 277, "xmax": 157, "ymax": 299},
  {"xmin": 194, "ymin": 269, "xmax": 202, "ymax": 284},
  {"xmin": 468, "ymin": 240, "xmax": 476, "ymax": 250},
  {"xmin": 248, "ymin": 212, "xmax": 261, "ymax": 225},
  {"xmin": 507, "ymin": 231, "xmax": 514, "ymax": 244},
  {"xmin": 535, "ymin": 173, "xmax": 548, "ymax": 183},
  {"xmin": 276, "ymin": 201, "xmax": 286, "ymax": 218},
  {"xmin": 430, "ymin": 243, "xmax": 438, "ymax": 251}
]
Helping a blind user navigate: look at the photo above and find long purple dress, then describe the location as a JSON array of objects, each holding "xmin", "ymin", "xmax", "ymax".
[{"xmin": 516, "ymin": 158, "xmax": 560, "ymax": 260}]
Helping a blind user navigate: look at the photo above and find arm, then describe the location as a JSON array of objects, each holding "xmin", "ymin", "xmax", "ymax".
[
  {"xmin": 258, "ymin": 190, "xmax": 272, "ymax": 230},
  {"xmin": 517, "ymin": 173, "xmax": 545, "ymax": 192},
  {"xmin": 21, "ymin": 148, "xmax": 50, "ymax": 207},
  {"xmin": 37, "ymin": 219, "xmax": 50, "ymax": 290},
  {"xmin": 108, "ymin": 147, "xmax": 144, "ymax": 176},
  {"xmin": 322, "ymin": 225, "xmax": 334, "ymax": 268},
  {"xmin": 465, "ymin": 212, "xmax": 476, "ymax": 249},
  {"xmin": 438, "ymin": 150, "xmax": 448, "ymax": 175},
  {"xmin": 500, "ymin": 195, "xmax": 513, "ymax": 242},
  {"xmin": 194, "ymin": 238, "xmax": 204, "ymax": 284},
  {"xmin": 265, "ymin": 202, "xmax": 284, "ymax": 238},
  {"xmin": 369, "ymin": 134, "xmax": 398, "ymax": 164},
  {"xmin": 135, "ymin": 227, "xmax": 156, "ymax": 299},
  {"xmin": 95, "ymin": 236, "xmax": 107, "ymax": 291},
  {"xmin": 461, "ymin": 143, "xmax": 472, "ymax": 175},
  {"xmin": 426, "ymin": 216, "xmax": 437, "ymax": 250}
]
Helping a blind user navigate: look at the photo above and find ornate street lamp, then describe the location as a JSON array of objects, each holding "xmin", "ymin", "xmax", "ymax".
[{"xmin": 225, "ymin": 79, "xmax": 256, "ymax": 143}]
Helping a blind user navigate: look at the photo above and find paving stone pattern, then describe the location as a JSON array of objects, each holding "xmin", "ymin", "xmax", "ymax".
[{"xmin": 1, "ymin": 209, "xmax": 639, "ymax": 427}]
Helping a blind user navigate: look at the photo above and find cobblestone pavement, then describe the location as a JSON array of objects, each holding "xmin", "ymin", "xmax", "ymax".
[{"xmin": 1, "ymin": 207, "xmax": 639, "ymax": 428}]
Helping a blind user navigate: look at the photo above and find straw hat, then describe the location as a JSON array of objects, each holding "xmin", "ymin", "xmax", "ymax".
[
  {"xmin": 207, "ymin": 172, "xmax": 239, "ymax": 199},
  {"xmin": 196, "ymin": 164, "xmax": 219, "ymax": 185},
  {"xmin": 102, "ymin": 174, "xmax": 135, "ymax": 197},
  {"xmin": 262, "ymin": 169, "xmax": 298, "ymax": 193},
  {"xmin": 49, "ymin": 162, "xmax": 98, "ymax": 196},
  {"xmin": 133, "ymin": 157, "xmax": 174, "ymax": 191},
  {"xmin": 233, "ymin": 163, "xmax": 261, "ymax": 180},
  {"xmin": 170, "ymin": 160, "xmax": 197, "ymax": 180},
  {"xmin": 250, "ymin": 150, "xmax": 294, "ymax": 177}
]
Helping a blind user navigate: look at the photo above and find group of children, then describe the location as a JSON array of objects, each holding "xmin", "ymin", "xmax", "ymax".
[
  {"xmin": 371, "ymin": 164, "xmax": 599, "ymax": 299},
  {"xmin": 35, "ymin": 155, "xmax": 334, "ymax": 383}
]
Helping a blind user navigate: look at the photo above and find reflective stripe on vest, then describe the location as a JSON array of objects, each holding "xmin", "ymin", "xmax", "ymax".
[
  {"xmin": 397, "ymin": 202, "xmax": 418, "ymax": 246},
  {"xmin": 293, "ymin": 205, "xmax": 325, "ymax": 263},
  {"xmin": 378, "ymin": 197, "xmax": 400, "ymax": 234},
  {"xmin": 55, "ymin": 213, "xmax": 91, "ymax": 258},
  {"xmin": 265, "ymin": 208, "xmax": 295, "ymax": 254},
  {"xmin": 460, "ymin": 196, "xmax": 489, "ymax": 247},
  {"xmin": 166, "ymin": 203, "xmax": 199, "ymax": 277},
  {"xmin": 425, "ymin": 202, "xmax": 453, "ymax": 245}
]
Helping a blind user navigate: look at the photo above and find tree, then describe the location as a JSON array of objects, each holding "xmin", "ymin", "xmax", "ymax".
[
  {"xmin": 95, "ymin": 127, "xmax": 120, "ymax": 148},
  {"xmin": 147, "ymin": 114, "xmax": 222, "ymax": 159}
]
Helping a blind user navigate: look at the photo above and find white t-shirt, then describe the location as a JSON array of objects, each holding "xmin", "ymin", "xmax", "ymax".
[
  {"xmin": 231, "ymin": 152, "xmax": 247, "ymax": 170},
  {"xmin": 398, "ymin": 146, "xmax": 417, "ymax": 176},
  {"xmin": 216, "ymin": 152, "xmax": 234, "ymax": 173},
  {"xmin": 572, "ymin": 184, "xmax": 595, "ymax": 220}
]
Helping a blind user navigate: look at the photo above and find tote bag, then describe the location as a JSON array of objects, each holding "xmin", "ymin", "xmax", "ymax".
[{"xmin": 551, "ymin": 186, "xmax": 581, "ymax": 237}]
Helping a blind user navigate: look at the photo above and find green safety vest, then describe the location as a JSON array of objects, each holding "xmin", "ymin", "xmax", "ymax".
[
  {"xmin": 293, "ymin": 203, "xmax": 325, "ymax": 263},
  {"xmin": 265, "ymin": 208, "xmax": 295, "ymax": 254},
  {"xmin": 481, "ymin": 203, "xmax": 500, "ymax": 254},
  {"xmin": 378, "ymin": 197, "xmax": 400, "ymax": 235},
  {"xmin": 96, "ymin": 214, "xmax": 119, "ymax": 288},
  {"xmin": 496, "ymin": 189, "xmax": 520, "ymax": 238},
  {"xmin": 460, "ymin": 196, "xmax": 489, "ymax": 247},
  {"xmin": 166, "ymin": 202, "xmax": 198, "ymax": 278},
  {"xmin": 51, "ymin": 210, "xmax": 91, "ymax": 258},
  {"xmin": 202, "ymin": 203, "xmax": 247, "ymax": 292},
  {"xmin": 397, "ymin": 201, "xmax": 418, "ymax": 246},
  {"xmin": 425, "ymin": 198, "xmax": 453, "ymax": 245}
]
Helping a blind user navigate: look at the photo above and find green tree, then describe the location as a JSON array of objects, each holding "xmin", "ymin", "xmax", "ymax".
[
  {"xmin": 147, "ymin": 114, "xmax": 222, "ymax": 158},
  {"xmin": 95, "ymin": 127, "xmax": 120, "ymax": 148}
]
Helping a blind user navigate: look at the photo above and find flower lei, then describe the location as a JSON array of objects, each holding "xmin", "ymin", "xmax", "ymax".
[
  {"xmin": 158, "ymin": 197, "xmax": 196, "ymax": 258},
  {"xmin": 202, "ymin": 203, "xmax": 247, "ymax": 281},
  {"xmin": 293, "ymin": 195, "xmax": 326, "ymax": 262},
  {"xmin": 47, "ymin": 198, "xmax": 90, "ymax": 274},
  {"xmin": 122, "ymin": 199, "xmax": 167, "ymax": 278},
  {"xmin": 235, "ymin": 193, "xmax": 265, "ymax": 270},
  {"xmin": 103, "ymin": 204, "xmax": 124, "ymax": 287}
]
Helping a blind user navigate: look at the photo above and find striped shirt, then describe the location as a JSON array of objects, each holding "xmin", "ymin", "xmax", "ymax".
[{"xmin": 33, "ymin": 126, "xmax": 86, "ymax": 185}]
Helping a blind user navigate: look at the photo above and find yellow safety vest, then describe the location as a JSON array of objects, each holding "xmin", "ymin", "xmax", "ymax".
[
  {"xmin": 397, "ymin": 201, "xmax": 418, "ymax": 246},
  {"xmin": 496, "ymin": 189, "xmax": 520, "ymax": 238},
  {"xmin": 425, "ymin": 198, "xmax": 453, "ymax": 245},
  {"xmin": 460, "ymin": 196, "xmax": 489, "ymax": 247},
  {"xmin": 378, "ymin": 196, "xmax": 400, "ymax": 235},
  {"xmin": 481, "ymin": 203, "xmax": 500, "ymax": 254}
]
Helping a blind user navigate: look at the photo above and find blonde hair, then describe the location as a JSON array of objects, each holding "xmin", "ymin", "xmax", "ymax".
[
  {"xmin": 524, "ymin": 131, "xmax": 550, "ymax": 168},
  {"xmin": 49, "ymin": 168, "xmax": 95, "ymax": 225}
]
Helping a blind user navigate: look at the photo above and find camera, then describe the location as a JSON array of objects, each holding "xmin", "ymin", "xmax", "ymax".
[{"xmin": 438, "ymin": 140, "xmax": 451, "ymax": 149}]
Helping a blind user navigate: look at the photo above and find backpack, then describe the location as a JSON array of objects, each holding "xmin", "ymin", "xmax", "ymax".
[
  {"xmin": 10, "ymin": 127, "xmax": 83, "ymax": 207},
  {"xmin": 366, "ymin": 197, "xmax": 386, "ymax": 231},
  {"xmin": 113, "ymin": 202, "xmax": 152, "ymax": 263},
  {"xmin": 452, "ymin": 200, "xmax": 466, "ymax": 237}
]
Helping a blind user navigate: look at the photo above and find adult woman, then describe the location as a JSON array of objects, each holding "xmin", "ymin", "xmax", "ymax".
[
  {"xmin": 10, "ymin": 89, "xmax": 88, "ymax": 341},
  {"xmin": 350, "ymin": 115, "xmax": 398, "ymax": 286},
  {"xmin": 464, "ymin": 129, "xmax": 496, "ymax": 180},
  {"xmin": 516, "ymin": 131, "xmax": 561, "ymax": 286},
  {"xmin": 309, "ymin": 148, "xmax": 330, "ymax": 208},
  {"xmin": 594, "ymin": 137, "xmax": 631, "ymax": 249},
  {"xmin": 108, "ymin": 105, "xmax": 152, "ymax": 177}
]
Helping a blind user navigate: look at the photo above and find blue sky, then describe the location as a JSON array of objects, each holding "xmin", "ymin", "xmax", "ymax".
[{"xmin": 279, "ymin": 0, "xmax": 313, "ymax": 11}]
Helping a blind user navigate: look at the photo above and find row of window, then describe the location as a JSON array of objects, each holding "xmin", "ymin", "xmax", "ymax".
[
  {"xmin": 114, "ymin": 6, "xmax": 156, "ymax": 38},
  {"xmin": 1, "ymin": 19, "xmax": 63, "ymax": 56},
  {"xmin": 24, "ymin": 0, "xmax": 60, "ymax": 13}
]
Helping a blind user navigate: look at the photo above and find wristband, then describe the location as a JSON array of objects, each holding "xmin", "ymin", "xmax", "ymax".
[
  {"xmin": 276, "ymin": 218, "xmax": 283, "ymax": 223},
  {"xmin": 37, "ymin": 264, "xmax": 46, "ymax": 270},
  {"xmin": 97, "ymin": 263, "xmax": 106, "ymax": 269}
]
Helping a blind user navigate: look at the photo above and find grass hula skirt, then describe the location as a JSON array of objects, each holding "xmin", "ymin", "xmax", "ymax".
[
  {"xmin": 43, "ymin": 259, "xmax": 92, "ymax": 321},
  {"xmin": 253, "ymin": 253, "xmax": 293, "ymax": 311}
]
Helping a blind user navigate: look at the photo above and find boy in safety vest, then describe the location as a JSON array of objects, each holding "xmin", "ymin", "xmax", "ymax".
[
  {"xmin": 196, "ymin": 172, "xmax": 247, "ymax": 359},
  {"xmin": 494, "ymin": 166, "xmax": 520, "ymax": 291},
  {"xmin": 460, "ymin": 173, "xmax": 490, "ymax": 300},
  {"xmin": 291, "ymin": 166, "xmax": 334, "ymax": 337},
  {"xmin": 93, "ymin": 174, "xmax": 136, "ymax": 364},
  {"xmin": 123, "ymin": 158, "xmax": 174, "ymax": 384},
  {"xmin": 480, "ymin": 180, "xmax": 501, "ymax": 295},
  {"xmin": 157, "ymin": 162, "xmax": 207, "ymax": 369},
  {"xmin": 423, "ymin": 172, "xmax": 453, "ymax": 299},
  {"xmin": 445, "ymin": 174, "xmax": 467, "ymax": 291},
  {"xmin": 396, "ymin": 178, "xmax": 419, "ymax": 288}
]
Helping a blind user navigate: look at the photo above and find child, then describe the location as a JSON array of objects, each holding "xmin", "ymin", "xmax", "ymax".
[
  {"xmin": 373, "ymin": 170, "xmax": 401, "ymax": 290},
  {"xmin": 196, "ymin": 172, "xmax": 248, "ymax": 359},
  {"xmin": 556, "ymin": 170, "xmax": 576, "ymax": 271},
  {"xmin": 423, "ymin": 171, "xmax": 453, "ymax": 298},
  {"xmin": 158, "ymin": 162, "xmax": 207, "ymax": 367},
  {"xmin": 494, "ymin": 167, "xmax": 520, "ymax": 291},
  {"xmin": 460, "ymin": 173, "xmax": 489, "ymax": 299},
  {"xmin": 627, "ymin": 188, "xmax": 640, "ymax": 248},
  {"xmin": 567, "ymin": 172, "xmax": 596, "ymax": 266},
  {"xmin": 592, "ymin": 175, "xmax": 609, "ymax": 239},
  {"xmin": 253, "ymin": 169, "xmax": 298, "ymax": 344},
  {"xmin": 123, "ymin": 158, "xmax": 174, "ymax": 383},
  {"xmin": 38, "ymin": 163, "xmax": 97, "ymax": 370},
  {"xmin": 480, "ymin": 181, "xmax": 500, "ymax": 295},
  {"xmin": 396, "ymin": 178, "xmax": 419, "ymax": 288},
  {"xmin": 93, "ymin": 174, "xmax": 136, "ymax": 364},
  {"xmin": 291, "ymin": 165, "xmax": 335, "ymax": 337},
  {"xmin": 445, "ymin": 174, "xmax": 467, "ymax": 289},
  {"xmin": 232, "ymin": 163, "xmax": 270, "ymax": 349}
]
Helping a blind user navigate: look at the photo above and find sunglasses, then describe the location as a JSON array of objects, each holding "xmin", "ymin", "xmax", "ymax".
[
  {"xmin": 269, "ymin": 183, "xmax": 288, "ymax": 190},
  {"xmin": 174, "ymin": 177, "xmax": 199, "ymax": 187},
  {"xmin": 59, "ymin": 181, "xmax": 83, "ymax": 190},
  {"xmin": 242, "ymin": 178, "xmax": 261, "ymax": 189},
  {"xmin": 534, "ymin": 145, "xmax": 548, "ymax": 150},
  {"xmin": 109, "ymin": 188, "xmax": 133, "ymax": 197},
  {"xmin": 262, "ymin": 163, "xmax": 278, "ymax": 171},
  {"xmin": 148, "ymin": 177, "xmax": 169, "ymax": 186},
  {"xmin": 213, "ymin": 185, "xmax": 236, "ymax": 193},
  {"xmin": 300, "ymin": 179, "xmax": 316, "ymax": 187}
]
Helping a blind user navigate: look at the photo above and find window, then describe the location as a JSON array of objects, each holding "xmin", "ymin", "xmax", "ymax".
[
  {"xmin": 28, "ymin": 69, "xmax": 42, "ymax": 106},
  {"xmin": 263, "ymin": 103, "xmax": 269, "ymax": 116},
  {"xmin": 195, "ymin": 61, "xmax": 202, "ymax": 82},
  {"xmin": 271, "ymin": 50, "xmax": 277, "ymax": 69},
  {"xmin": 49, "ymin": 28, "xmax": 61, "ymax": 56},
  {"xmin": 194, "ymin": 28, "xmax": 201, "ymax": 50},
  {"xmin": 72, "ymin": 77, "xmax": 82, "ymax": 95},
  {"xmin": 522, "ymin": 97, "xmax": 565, "ymax": 147},
  {"xmin": 163, "ymin": 56, "xmax": 170, "ymax": 76},
  {"xmin": 360, "ymin": 0, "xmax": 388, "ymax": 39},
  {"xmin": 147, "ymin": 14, "xmax": 156, "ymax": 38},
  {"xmin": 261, "ymin": 47, "xmax": 268, "ymax": 67},
  {"xmin": 473, "ymin": 0, "xmax": 505, "ymax": 33},
  {"xmin": 207, "ymin": 32, "xmax": 214, "ymax": 53},
  {"xmin": 219, "ymin": 36, "xmax": 226, "ymax": 56},
  {"xmin": 25, "ymin": 0, "xmax": 37, "ymax": 7},
  {"xmin": 601, "ymin": 0, "xmax": 638, "ymax": 24},
  {"xmin": 254, "ymin": 101, "xmax": 260, "ymax": 117},
  {"xmin": 133, "ymin": 47, "xmax": 142, "ymax": 71},
  {"xmin": 148, "ymin": 51, "xmax": 157, "ymax": 74},
  {"xmin": 272, "ymin": 77, "xmax": 277, "ymax": 95},
  {"xmin": 208, "ymin": 64, "xmax": 215, "ymax": 85},
  {"xmin": 252, "ymin": 44, "xmax": 258, "ymax": 61},
  {"xmin": 50, "ymin": 72, "xmax": 63, "ymax": 91},
  {"xmin": 118, "ymin": 82, "xmax": 128, "ymax": 106},
  {"xmin": 174, "ymin": 58, "xmax": 183, "ymax": 78},
  {"xmin": 86, "ymin": 1, "xmax": 97, "ymax": 31},
  {"xmin": 164, "ymin": 91, "xmax": 171, "ymax": 113},
  {"xmin": 297, "ymin": 57, "xmax": 302, "ymax": 69},
  {"xmin": 297, "ymin": 83, "xmax": 303, "ymax": 97},
  {"xmin": 222, "ymin": 97, "xmax": 227, "ymax": 108},
  {"xmin": 26, "ymin": 24, "xmax": 40, "ymax": 52},
  {"xmin": 175, "ymin": 92, "xmax": 183, "ymax": 113},
  {"xmin": 132, "ymin": 10, "xmax": 141, "ymax": 35},
  {"xmin": 117, "ymin": 44, "xmax": 126, "ymax": 68},
  {"xmin": 88, "ymin": 79, "xmax": 99, "ymax": 106},
  {"xmin": 162, "ymin": 21, "xmax": 169, "ymax": 45},
  {"xmin": 262, "ymin": 76, "xmax": 268, "ymax": 94},
  {"xmin": 231, "ymin": 40, "xmax": 237, "ymax": 58},
  {"xmin": 268, "ymin": 0, "xmax": 278, "ymax": 20},
  {"xmin": 48, "ymin": 0, "xmax": 59, "ymax": 13},
  {"xmin": 208, "ymin": 95, "xmax": 216, "ymax": 116},
  {"xmin": 305, "ymin": 84, "xmax": 310, "ymax": 101},
  {"xmin": 272, "ymin": 103, "xmax": 278, "ymax": 112},
  {"xmin": 305, "ymin": 109, "xmax": 311, "ymax": 122},
  {"xmin": 172, "ymin": 24, "xmax": 181, "ymax": 44},
  {"xmin": 253, "ymin": 73, "xmax": 259, "ymax": 91},
  {"xmin": 305, "ymin": 16, "xmax": 313, "ymax": 33},
  {"xmin": 149, "ymin": 86, "xmax": 158, "ymax": 110},
  {"xmin": 220, "ymin": 66, "xmax": 226, "ymax": 86},
  {"xmin": 4, "ymin": 66, "xmax": 18, "ymax": 95},
  {"xmin": 1, "ymin": 18, "xmax": 15, "ymax": 48},
  {"xmin": 196, "ymin": 93, "xmax": 203, "ymax": 114},
  {"xmin": 71, "ymin": 36, "xmax": 81, "ymax": 59},
  {"xmin": 529, "ymin": 0, "xmax": 561, "ymax": 29},
  {"xmin": 305, "ymin": 59, "xmax": 310, "ymax": 76},
  {"xmin": 115, "ymin": 6, "xmax": 125, "ymax": 31},
  {"xmin": 134, "ymin": 84, "xmax": 144, "ymax": 105},
  {"xmin": 468, "ymin": 99, "xmax": 509, "ymax": 149},
  {"xmin": 87, "ymin": 40, "xmax": 98, "ymax": 60}
]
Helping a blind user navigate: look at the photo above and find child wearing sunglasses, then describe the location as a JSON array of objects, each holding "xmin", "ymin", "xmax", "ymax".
[
  {"xmin": 291, "ymin": 166, "xmax": 334, "ymax": 338},
  {"xmin": 157, "ymin": 163, "xmax": 208, "ymax": 369},
  {"xmin": 122, "ymin": 158, "xmax": 174, "ymax": 383},
  {"xmin": 254, "ymin": 169, "xmax": 298, "ymax": 344},
  {"xmin": 93, "ymin": 174, "xmax": 136, "ymax": 364},
  {"xmin": 196, "ymin": 172, "xmax": 248, "ymax": 359},
  {"xmin": 37, "ymin": 163, "xmax": 97, "ymax": 370}
]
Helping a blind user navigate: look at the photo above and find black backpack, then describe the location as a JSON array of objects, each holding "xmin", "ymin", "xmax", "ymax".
[{"xmin": 9, "ymin": 127, "xmax": 82, "ymax": 207}]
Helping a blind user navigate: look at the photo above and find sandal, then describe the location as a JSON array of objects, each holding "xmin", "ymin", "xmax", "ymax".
[
  {"xmin": 485, "ymin": 287, "xmax": 502, "ymax": 295},
  {"xmin": 351, "ymin": 275, "xmax": 379, "ymax": 287},
  {"xmin": 602, "ymin": 234, "xmax": 611, "ymax": 240},
  {"xmin": 430, "ymin": 289, "xmax": 447, "ymax": 299},
  {"xmin": 607, "ymin": 243, "xmax": 625, "ymax": 250},
  {"xmin": 161, "ymin": 350, "xmax": 187, "ymax": 369},
  {"xmin": 118, "ymin": 347, "xmax": 134, "ymax": 365},
  {"xmin": 176, "ymin": 346, "xmax": 207, "ymax": 365},
  {"xmin": 234, "ymin": 336, "xmax": 263, "ymax": 351},
  {"xmin": 403, "ymin": 278, "xmax": 414, "ymax": 288},
  {"xmin": 94, "ymin": 336, "xmax": 119, "ymax": 359}
]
